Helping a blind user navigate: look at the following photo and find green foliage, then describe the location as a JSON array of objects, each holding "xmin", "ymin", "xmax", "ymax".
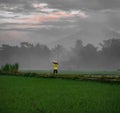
[
  {"xmin": 0, "ymin": 63, "xmax": 19, "ymax": 73},
  {"xmin": 2, "ymin": 64, "xmax": 10, "ymax": 72},
  {"xmin": 0, "ymin": 76, "xmax": 120, "ymax": 113},
  {"xmin": 14, "ymin": 63, "xmax": 19, "ymax": 73}
]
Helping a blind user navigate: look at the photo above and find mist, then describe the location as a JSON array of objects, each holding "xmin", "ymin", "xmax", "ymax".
[{"xmin": 0, "ymin": 38, "xmax": 120, "ymax": 71}]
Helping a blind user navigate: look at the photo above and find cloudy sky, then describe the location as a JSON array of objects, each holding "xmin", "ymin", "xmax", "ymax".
[{"xmin": 0, "ymin": 0, "xmax": 120, "ymax": 48}]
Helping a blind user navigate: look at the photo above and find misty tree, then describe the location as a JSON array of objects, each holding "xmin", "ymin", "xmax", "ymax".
[
  {"xmin": 80, "ymin": 44, "xmax": 98, "ymax": 68},
  {"xmin": 99, "ymin": 38, "xmax": 120, "ymax": 69},
  {"xmin": 67, "ymin": 40, "xmax": 99, "ymax": 70},
  {"xmin": 74, "ymin": 40, "xmax": 84, "ymax": 53},
  {"xmin": 51, "ymin": 44, "xmax": 65, "ymax": 59},
  {"xmin": 20, "ymin": 42, "xmax": 34, "ymax": 48},
  {"xmin": 0, "ymin": 44, "xmax": 13, "ymax": 65},
  {"xmin": 19, "ymin": 43, "xmax": 51, "ymax": 69},
  {"xmin": 0, "ymin": 38, "xmax": 120, "ymax": 70},
  {"xmin": 61, "ymin": 40, "xmax": 84, "ymax": 70},
  {"xmin": 0, "ymin": 42, "xmax": 51, "ymax": 69},
  {"xmin": 35, "ymin": 44, "xmax": 51, "ymax": 57},
  {"xmin": 100, "ymin": 38, "xmax": 120, "ymax": 57}
]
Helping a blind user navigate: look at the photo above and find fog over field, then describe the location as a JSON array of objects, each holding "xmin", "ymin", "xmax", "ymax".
[{"xmin": 0, "ymin": 0, "xmax": 120, "ymax": 70}]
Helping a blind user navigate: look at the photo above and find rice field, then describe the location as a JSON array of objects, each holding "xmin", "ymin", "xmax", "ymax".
[{"xmin": 0, "ymin": 75, "xmax": 120, "ymax": 113}]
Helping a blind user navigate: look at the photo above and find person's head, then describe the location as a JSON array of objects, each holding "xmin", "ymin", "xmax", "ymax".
[{"xmin": 52, "ymin": 60, "xmax": 58, "ymax": 64}]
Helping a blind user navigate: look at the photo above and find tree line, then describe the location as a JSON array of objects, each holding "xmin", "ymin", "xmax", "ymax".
[{"xmin": 0, "ymin": 38, "xmax": 120, "ymax": 70}]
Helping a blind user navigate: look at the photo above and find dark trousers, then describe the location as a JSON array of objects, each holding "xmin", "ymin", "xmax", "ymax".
[{"xmin": 53, "ymin": 69, "xmax": 58, "ymax": 75}]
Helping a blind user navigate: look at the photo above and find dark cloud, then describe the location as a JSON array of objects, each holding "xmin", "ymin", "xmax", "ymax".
[
  {"xmin": 98, "ymin": 0, "xmax": 120, "ymax": 9},
  {"xmin": 107, "ymin": 10, "xmax": 120, "ymax": 31},
  {"xmin": 42, "ymin": 0, "xmax": 98, "ymax": 10},
  {"xmin": 0, "ymin": 1, "xmax": 37, "ymax": 14},
  {"xmin": 0, "ymin": 0, "xmax": 120, "ymax": 11},
  {"xmin": 0, "ymin": 0, "xmax": 28, "ymax": 4},
  {"xmin": 42, "ymin": 0, "xmax": 120, "ymax": 10}
]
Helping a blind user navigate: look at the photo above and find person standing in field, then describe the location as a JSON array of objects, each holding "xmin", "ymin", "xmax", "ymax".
[{"xmin": 52, "ymin": 61, "xmax": 58, "ymax": 75}]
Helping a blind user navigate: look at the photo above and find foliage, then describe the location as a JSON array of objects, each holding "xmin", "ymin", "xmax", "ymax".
[{"xmin": 0, "ymin": 63, "xmax": 19, "ymax": 73}]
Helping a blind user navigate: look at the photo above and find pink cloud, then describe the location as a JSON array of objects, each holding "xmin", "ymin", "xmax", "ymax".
[
  {"xmin": 18, "ymin": 11, "xmax": 77, "ymax": 23},
  {"xmin": 0, "ymin": 6, "xmax": 89, "ymax": 24}
]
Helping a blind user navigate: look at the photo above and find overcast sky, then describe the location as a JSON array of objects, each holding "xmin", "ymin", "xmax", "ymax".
[{"xmin": 0, "ymin": 0, "xmax": 120, "ymax": 48}]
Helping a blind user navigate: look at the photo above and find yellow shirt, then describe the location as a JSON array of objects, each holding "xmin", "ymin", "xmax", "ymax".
[{"xmin": 53, "ymin": 63, "xmax": 58, "ymax": 70}]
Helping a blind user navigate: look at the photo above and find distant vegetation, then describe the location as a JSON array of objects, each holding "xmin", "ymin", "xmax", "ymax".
[
  {"xmin": 0, "ymin": 38, "xmax": 120, "ymax": 70},
  {"xmin": 0, "ymin": 63, "xmax": 19, "ymax": 73}
]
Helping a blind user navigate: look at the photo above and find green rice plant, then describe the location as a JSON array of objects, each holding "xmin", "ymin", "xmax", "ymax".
[{"xmin": 0, "ymin": 75, "xmax": 120, "ymax": 113}]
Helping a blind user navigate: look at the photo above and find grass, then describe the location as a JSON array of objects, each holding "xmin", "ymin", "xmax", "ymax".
[{"xmin": 0, "ymin": 75, "xmax": 120, "ymax": 113}]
